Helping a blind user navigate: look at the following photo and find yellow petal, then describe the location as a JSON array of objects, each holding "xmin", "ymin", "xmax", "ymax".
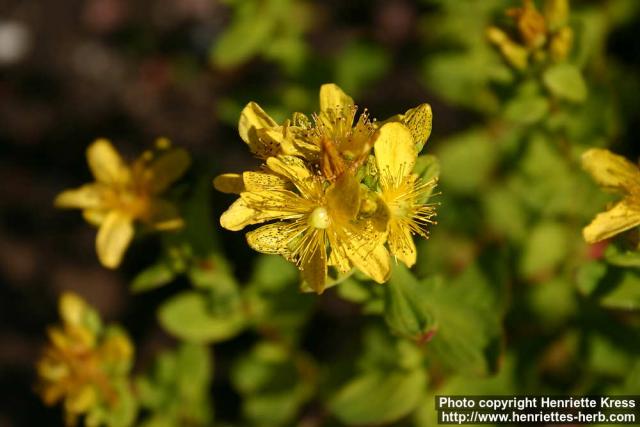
[
  {"xmin": 82, "ymin": 209, "xmax": 107, "ymax": 226},
  {"xmin": 220, "ymin": 198, "xmax": 258, "ymax": 231},
  {"xmin": 147, "ymin": 147, "xmax": 191, "ymax": 194},
  {"xmin": 328, "ymin": 241, "xmax": 351, "ymax": 273},
  {"xmin": 86, "ymin": 139, "xmax": 130, "ymax": 184},
  {"xmin": 246, "ymin": 222, "xmax": 299, "ymax": 254},
  {"xmin": 266, "ymin": 156, "xmax": 318, "ymax": 196},
  {"xmin": 347, "ymin": 239, "xmax": 390, "ymax": 284},
  {"xmin": 149, "ymin": 199, "xmax": 184, "ymax": 231},
  {"xmin": 241, "ymin": 190, "xmax": 312, "ymax": 218},
  {"xmin": 326, "ymin": 174, "xmax": 361, "ymax": 222},
  {"xmin": 388, "ymin": 221, "xmax": 417, "ymax": 267},
  {"xmin": 96, "ymin": 211, "xmax": 134, "ymax": 268},
  {"xmin": 54, "ymin": 184, "xmax": 105, "ymax": 210},
  {"xmin": 243, "ymin": 171, "xmax": 289, "ymax": 191},
  {"xmin": 301, "ymin": 238, "xmax": 327, "ymax": 294},
  {"xmin": 583, "ymin": 200, "xmax": 640, "ymax": 243},
  {"xmin": 375, "ymin": 122, "xmax": 416, "ymax": 181},
  {"xmin": 238, "ymin": 102, "xmax": 280, "ymax": 158},
  {"xmin": 319, "ymin": 83, "xmax": 354, "ymax": 113},
  {"xmin": 582, "ymin": 148, "xmax": 640, "ymax": 193},
  {"xmin": 401, "ymin": 104, "xmax": 433, "ymax": 151},
  {"xmin": 214, "ymin": 173, "xmax": 245, "ymax": 194}
]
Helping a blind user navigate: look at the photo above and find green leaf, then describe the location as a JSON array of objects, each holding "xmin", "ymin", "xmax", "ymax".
[
  {"xmin": 576, "ymin": 261, "xmax": 607, "ymax": 296},
  {"xmin": 482, "ymin": 186, "xmax": 527, "ymax": 241},
  {"xmin": 519, "ymin": 221, "xmax": 568, "ymax": 277},
  {"xmin": 175, "ymin": 344, "xmax": 212, "ymax": 398},
  {"xmin": 335, "ymin": 42, "xmax": 390, "ymax": 96},
  {"xmin": 384, "ymin": 264, "xmax": 435, "ymax": 342},
  {"xmin": 529, "ymin": 278, "xmax": 577, "ymax": 326},
  {"xmin": 598, "ymin": 271, "xmax": 640, "ymax": 310},
  {"xmin": 329, "ymin": 369, "xmax": 426, "ymax": 426},
  {"xmin": 158, "ymin": 291, "xmax": 245, "ymax": 343},
  {"xmin": 136, "ymin": 343, "xmax": 213, "ymax": 427},
  {"xmin": 210, "ymin": 2, "xmax": 275, "ymax": 67},
  {"xmin": 421, "ymin": 266, "xmax": 503, "ymax": 376},
  {"xmin": 231, "ymin": 342, "xmax": 315, "ymax": 426},
  {"xmin": 437, "ymin": 129, "xmax": 499, "ymax": 194},
  {"xmin": 605, "ymin": 244, "xmax": 640, "ymax": 268},
  {"xmin": 131, "ymin": 263, "xmax": 176, "ymax": 293},
  {"xmin": 250, "ymin": 255, "xmax": 299, "ymax": 291},
  {"xmin": 336, "ymin": 278, "xmax": 377, "ymax": 304},
  {"xmin": 543, "ymin": 63, "xmax": 588, "ymax": 103},
  {"xmin": 503, "ymin": 92, "xmax": 549, "ymax": 124}
]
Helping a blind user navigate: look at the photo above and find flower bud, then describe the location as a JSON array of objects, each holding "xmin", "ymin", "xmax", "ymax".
[
  {"xmin": 508, "ymin": 0, "xmax": 547, "ymax": 49},
  {"xmin": 550, "ymin": 26, "xmax": 573, "ymax": 62},
  {"xmin": 544, "ymin": 0, "xmax": 570, "ymax": 31}
]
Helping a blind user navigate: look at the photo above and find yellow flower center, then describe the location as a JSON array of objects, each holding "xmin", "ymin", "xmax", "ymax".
[{"xmin": 309, "ymin": 207, "xmax": 331, "ymax": 229}]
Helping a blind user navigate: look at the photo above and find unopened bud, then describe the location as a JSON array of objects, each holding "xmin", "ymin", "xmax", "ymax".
[
  {"xmin": 544, "ymin": 0, "xmax": 570, "ymax": 31},
  {"xmin": 508, "ymin": 0, "xmax": 547, "ymax": 49},
  {"xmin": 550, "ymin": 26, "xmax": 573, "ymax": 62}
]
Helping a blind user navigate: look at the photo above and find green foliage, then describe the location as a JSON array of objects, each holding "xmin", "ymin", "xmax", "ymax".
[
  {"xmin": 136, "ymin": 344, "xmax": 213, "ymax": 427},
  {"xmin": 329, "ymin": 327, "xmax": 426, "ymax": 425},
  {"xmin": 231, "ymin": 342, "xmax": 316, "ymax": 426},
  {"xmin": 543, "ymin": 63, "xmax": 588, "ymax": 103}
]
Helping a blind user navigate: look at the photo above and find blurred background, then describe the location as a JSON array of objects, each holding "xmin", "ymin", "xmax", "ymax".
[{"xmin": 2, "ymin": 0, "xmax": 640, "ymax": 426}]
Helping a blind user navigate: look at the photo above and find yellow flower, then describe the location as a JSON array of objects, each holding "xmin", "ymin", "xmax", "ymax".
[
  {"xmin": 36, "ymin": 292, "xmax": 134, "ymax": 426},
  {"xmin": 582, "ymin": 148, "xmax": 640, "ymax": 243},
  {"xmin": 223, "ymin": 155, "xmax": 389, "ymax": 293},
  {"xmin": 375, "ymin": 123, "xmax": 437, "ymax": 267},
  {"xmin": 55, "ymin": 138, "xmax": 190, "ymax": 268},
  {"xmin": 215, "ymin": 83, "xmax": 438, "ymax": 290}
]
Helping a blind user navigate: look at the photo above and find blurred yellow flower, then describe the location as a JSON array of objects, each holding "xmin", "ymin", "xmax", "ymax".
[
  {"xmin": 55, "ymin": 139, "xmax": 190, "ymax": 268},
  {"xmin": 487, "ymin": 0, "xmax": 573, "ymax": 69},
  {"xmin": 582, "ymin": 148, "xmax": 640, "ymax": 243},
  {"xmin": 36, "ymin": 292, "xmax": 134, "ymax": 427}
]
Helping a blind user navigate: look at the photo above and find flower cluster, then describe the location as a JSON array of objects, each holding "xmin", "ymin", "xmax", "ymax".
[
  {"xmin": 215, "ymin": 84, "xmax": 437, "ymax": 293},
  {"xmin": 582, "ymin": 148, "xmax": 640, "ymax": 244},
  {"xmin": 487, "ymin": 0, "xmax": 573, "ymax": 70},
  {"xmin": 55, "ymin": 138, "xmax": 191, "ymax": 268},
  {"xmin": 36, "ymin": 293, "xmax": 134, "ymax": 427}
]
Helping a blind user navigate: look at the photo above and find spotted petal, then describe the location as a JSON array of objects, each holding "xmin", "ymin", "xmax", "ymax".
[
  {"xmin": 246, "ymin": 222, "xmax": 300, "ymax": 255},
  {"xmin": 582, "ymin": 148, "xmax": 640, "ymax": 194},
  {"xmin": 238, "ymin": 102, "xmax": 280, "ymax": 158},
  {"xmin": 266, "ymin": 156, "xmax": 319, "ymax": 197},
  {"xmin": 401, "ymin": 104, "xmax": 433, "ymax": 152},
  {"xmin": 583, "ymin": 200, "xmax": 640, "ymax": 243}
]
